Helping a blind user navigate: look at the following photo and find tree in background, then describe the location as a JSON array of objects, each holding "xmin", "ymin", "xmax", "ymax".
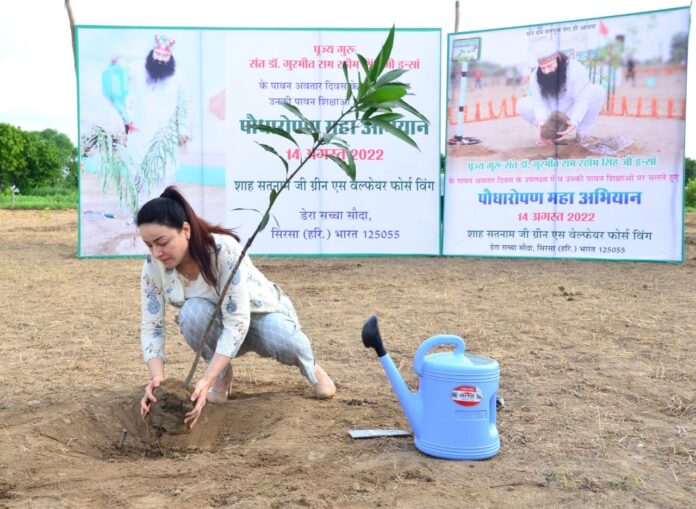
[
  {"xmin": 0, "ymin": 123, "xmax": 76, "ymax": 192},
  {"xmin": 685, "ymin": 157, "xmax": 695, "ymax": 184},
  {"xmin": 20, "ymin": 132, "xmax": 62, "ymax": 191},
  {"xmin": 685, "ymin": 158, "xmax": 696, "ymax": 209},
  {"xmin": 0, "ymin": 123, "xmax": 26, "ymax": 190},
  {"xmin": 39, "ymin": 129, "xmax": 79, "ymax": 187}
]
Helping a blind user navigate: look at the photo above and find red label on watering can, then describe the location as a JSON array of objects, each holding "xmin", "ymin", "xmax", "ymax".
[{"xmin": 451, "ymin": 385, "xmax": 483, "ymax": 407}]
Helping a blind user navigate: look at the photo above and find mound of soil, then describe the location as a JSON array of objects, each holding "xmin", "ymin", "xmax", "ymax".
[{"xmin": 149, "ymin": 379, "xmax": 193, "ymax": 436}]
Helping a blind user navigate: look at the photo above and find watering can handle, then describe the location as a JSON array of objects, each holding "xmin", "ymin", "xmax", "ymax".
[{"xmin": 413, "ymin": 335, "xmax": 466, "ymax": 376}]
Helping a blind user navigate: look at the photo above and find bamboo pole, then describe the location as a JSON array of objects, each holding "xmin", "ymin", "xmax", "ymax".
[{"xmin": 64, "ymin": 0, "xmax": 77, "ymax": 76}]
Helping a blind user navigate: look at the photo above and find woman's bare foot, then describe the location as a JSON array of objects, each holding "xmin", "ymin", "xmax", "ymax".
[
  {"xmin": 312, "ymin": 364, "xmax": 336, "ymax": 399},
  {"xmin": 207, "ymin": 366, "xmax": 233, "ymax": 404}
]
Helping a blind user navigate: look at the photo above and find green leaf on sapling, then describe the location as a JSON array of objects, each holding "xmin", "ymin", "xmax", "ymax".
[
  {"xmin": 362, "ymin": 85, "xmax": 407, "ymax": 106},
  {"xmin": 252, "ymin": 124, "xmax": 299, "ymax": 148},
  {"xmin": 369, "ymin": 26, "xmax": 395, "ymax": 81},
  {"xmin": 255, "ymin": 142, "xmax": 289, "ymax": 174},
  {"xmin": 370, "ymin": 112, "xmax": 403, "ymax": 123},
  {"xmin": 329, "ymin": 140, "xmax": 356, "ymax": 176},
  {"xmin": 357, "ymin": 54, "xmax": 369, "ymax": 75},
  {"xmin": 259, "ymin": 212, "xmax": 270, "ymax": 232},
  {"xmin": 395, "ymin": 98, "xmax": 429, "ymax": 124},
  {"xmin": 367, "ymin": 118, "xmax": 419, "ymax": 150},
  {"xmin": 342, "ymin": 62, "xmax": 353, "ymax": 101},
  {"xmin": 327, "ymin": 154, "xmax": 356, "ymax": 181},
  {"xmin": 293, "ymin": 127, "xmax": 319, "ymax": 143},
  {"xmin": 374, "ymin": 68, "xmax": 409, "ymax": 87},
  {"xmin": 280, "ymin": 104, "xmax": 318, "ymax": 138}
]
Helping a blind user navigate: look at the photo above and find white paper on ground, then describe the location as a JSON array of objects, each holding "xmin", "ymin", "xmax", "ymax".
[{"xmin": 348, "ymin": 429, "xmax": 412, "ymax": 439}]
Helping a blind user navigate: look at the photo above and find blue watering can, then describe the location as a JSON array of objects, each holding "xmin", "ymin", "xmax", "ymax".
[{"xmin": 362, "ymin": 316, "xmax": 500, "ymax": 460}]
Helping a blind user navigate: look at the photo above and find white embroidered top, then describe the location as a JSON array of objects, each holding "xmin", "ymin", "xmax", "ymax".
[{"xmin": 140, "ymin": 233, "xmax": 284, "ymax": 363}]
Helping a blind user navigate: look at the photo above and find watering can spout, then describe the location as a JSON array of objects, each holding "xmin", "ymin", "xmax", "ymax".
[{"xmin": 362, "ymin": 316, "xmax": 423, "ymax": 433}]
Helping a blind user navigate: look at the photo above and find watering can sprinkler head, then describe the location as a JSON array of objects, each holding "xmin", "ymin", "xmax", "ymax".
[{"xmin": 362, "ymin": 315, "xmax": 387, "ymax": 357}]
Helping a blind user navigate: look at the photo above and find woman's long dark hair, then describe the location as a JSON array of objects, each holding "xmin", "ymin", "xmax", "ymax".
[{"xmin": 135, "ymin": 186, "xmax": 239, "ymax": 286}]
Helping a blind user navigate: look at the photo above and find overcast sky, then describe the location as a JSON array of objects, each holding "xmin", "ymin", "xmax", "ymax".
[{"xmin": 0, "ymin": 0, "xmax": 692, "ymax": 155}]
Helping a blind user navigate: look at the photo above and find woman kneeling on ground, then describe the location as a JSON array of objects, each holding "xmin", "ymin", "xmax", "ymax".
[{"xmin": 137, "ymin": 186, "xmax": 336, "ymax": 428}]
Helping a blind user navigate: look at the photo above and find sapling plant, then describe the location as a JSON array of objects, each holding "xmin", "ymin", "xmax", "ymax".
[{"xmin": 183, "ymin": 26, "xmax": 429, "ymax": 388}]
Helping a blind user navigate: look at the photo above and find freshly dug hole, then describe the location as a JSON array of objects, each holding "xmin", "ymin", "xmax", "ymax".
[{"xmin": 149, "ymin": 379, "xmax": 193, "ymax": 436}]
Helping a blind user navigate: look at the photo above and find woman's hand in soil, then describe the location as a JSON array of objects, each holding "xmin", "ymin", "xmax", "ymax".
[
  {"xmin": 184, "ymin": 377, "xmax": 212, "ymax": 429},
  {"xmin": 140, "ymin": 376, "xmax": 165, "ymax": 420}
]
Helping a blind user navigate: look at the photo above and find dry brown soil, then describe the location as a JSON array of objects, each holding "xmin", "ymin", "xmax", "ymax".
[{"xmin": 1, "ymin": 210, "xmax": 694, "ymax": 508}]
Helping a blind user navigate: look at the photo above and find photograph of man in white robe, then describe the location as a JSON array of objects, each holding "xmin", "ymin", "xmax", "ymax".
[{"xmin": 517, "ymin": 35, "xmax": 604, "ymax": 146}]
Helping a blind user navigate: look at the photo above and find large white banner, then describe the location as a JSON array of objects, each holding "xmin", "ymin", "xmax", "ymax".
[
  {"xmin": 76, "ymin": 27, "xmax": 440, "ymax": 257},
  {"xmin": 443, "ymin": 8, "xmax": 689, "ymax": 261},
  {"xmin": 225, "ymin": 29, "xmax": 440, "ymax": 255}
]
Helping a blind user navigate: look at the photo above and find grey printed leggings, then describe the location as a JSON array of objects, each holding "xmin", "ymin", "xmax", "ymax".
[{"xmin": 176, "ymin": 297, "xmax": 318, "ymax": 384}]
